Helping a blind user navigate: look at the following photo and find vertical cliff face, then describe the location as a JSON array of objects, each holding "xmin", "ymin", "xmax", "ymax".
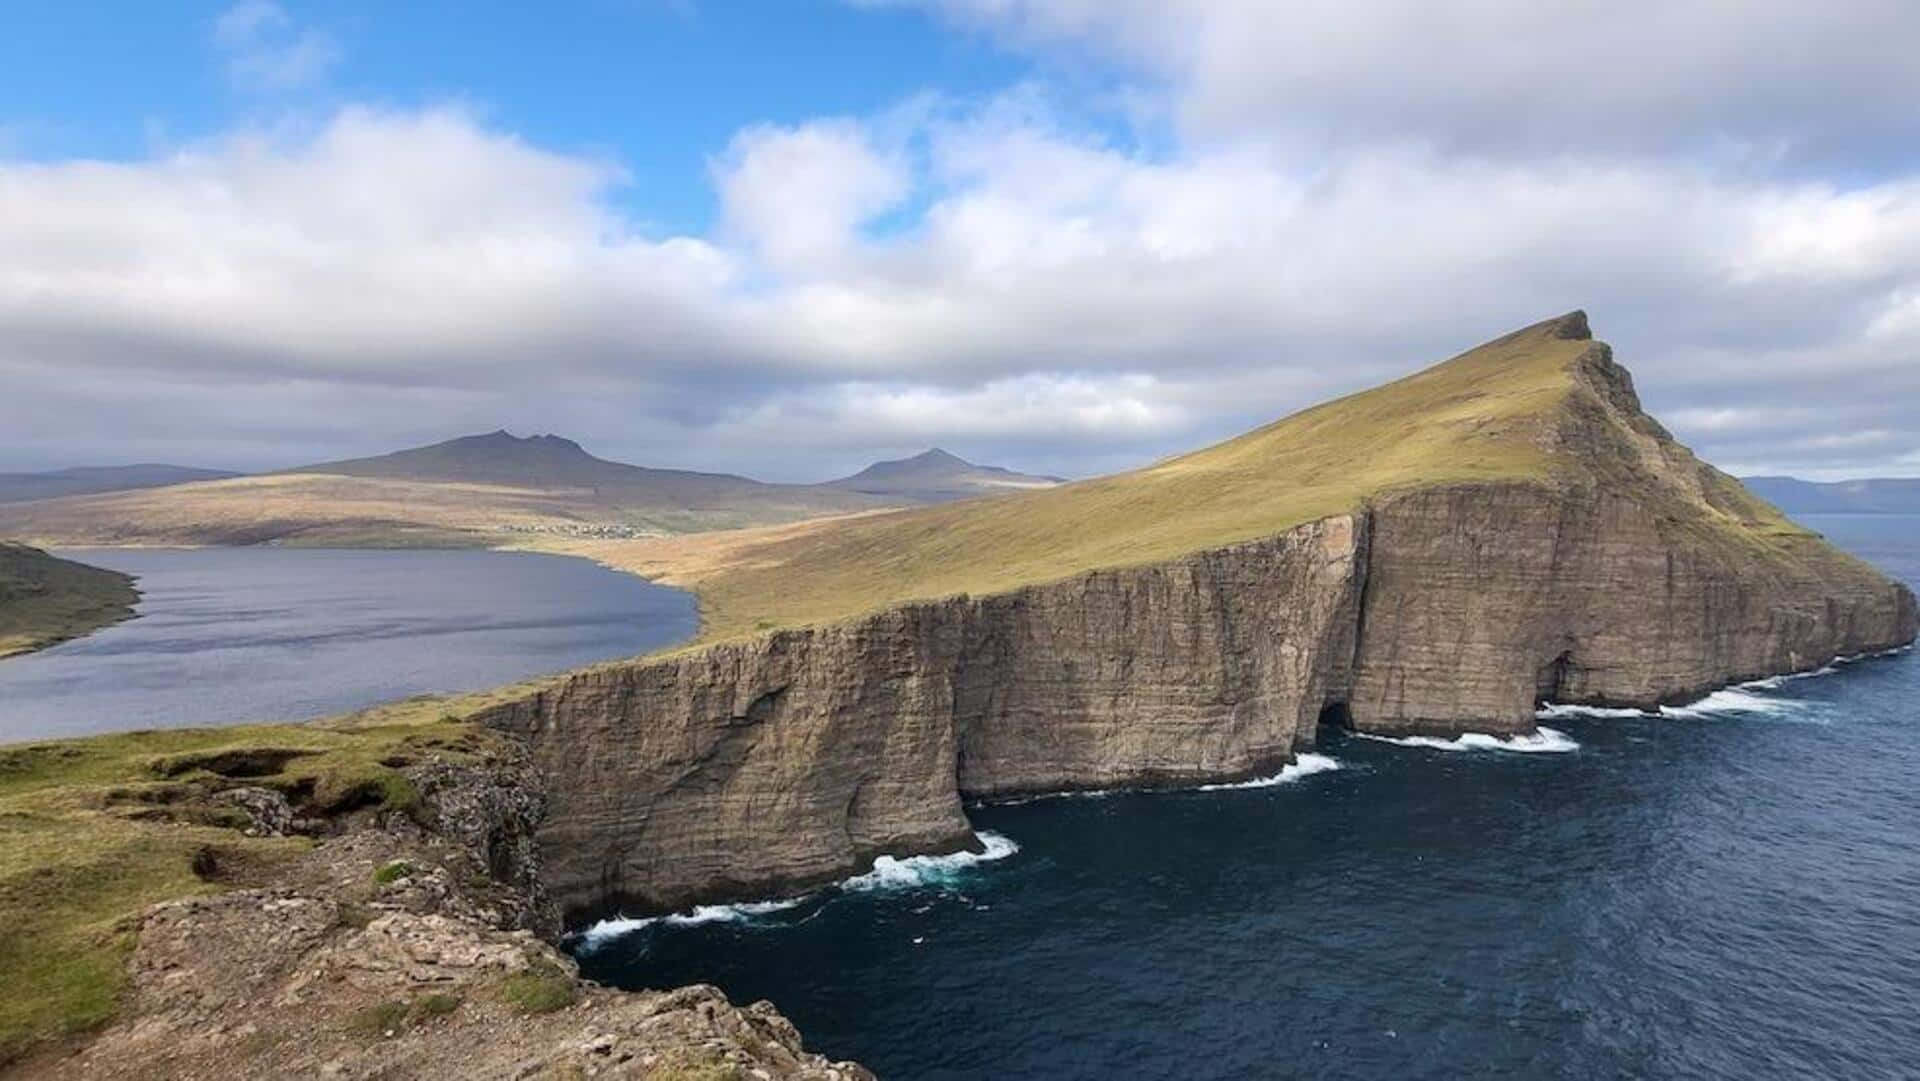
[
  {"xmin": 477, "ymin": 517, "xmax": 1369, "ymax": 922},
  {"xmin": 1343, "ymin": 330, "xmax": 1918, "ymax": 733},
  {"xmin": 1347, "ymin": 483, "xmax": 1914, "ymax": 734},
  {"xmin": 475, "ymin": 315, "xmax": 1918, "ymax": 923}
]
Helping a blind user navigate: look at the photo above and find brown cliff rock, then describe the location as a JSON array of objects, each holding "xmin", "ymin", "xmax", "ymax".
[{"xmin": 472, "ymin": 315, "xmax": 1917, "ymax": 924}]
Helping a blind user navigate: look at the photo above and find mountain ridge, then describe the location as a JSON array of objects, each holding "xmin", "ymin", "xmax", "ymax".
[
  {"xmin": 0, "ymin": 431, "xmax": 1069, "ymax": 547},
  {"xmin": 821, "ymin": 447, "xmax": 1063, "ymax": 502},
  {"xmin": 600, "ymin": 310, "xmax": 1831, "ymax": 644},
  {"xmin": 1742, "ymin": 475, "xmax": 1920, "ymax": 516},
  {"xmin": 0, "ymin": 465, "xmax": 240, "ymax": 505}
]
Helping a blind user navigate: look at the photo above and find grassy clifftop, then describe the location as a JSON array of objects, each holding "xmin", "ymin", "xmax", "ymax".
[
  {"xmin": 0, "ymin": 544, "xmax": 139, "ymax": 659},
  {"xmin": 593, "ymin": 312, "xmax": 1813, "ymax": 643},
  {"xmin": 0, "ymin": 712, "xmax": 491, "ymax": 1062}
]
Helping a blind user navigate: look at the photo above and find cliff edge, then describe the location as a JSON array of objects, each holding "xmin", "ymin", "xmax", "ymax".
[{"xmin": 474, "ymin": 313, "xmax": 1917, "ymax": 923}]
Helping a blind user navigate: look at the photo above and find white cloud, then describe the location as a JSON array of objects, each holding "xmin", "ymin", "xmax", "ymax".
[
  {"xmin": 3, "ymin": 67, "xmax": 1919, "ymax": 477},
  {"xmin": 714, "ymin": 120, "xmax": 910, "ymax": 272},
  {"xmin": 213, "ymin": 1, "xmax": 341, "ymax": 92},
  {"xmin": 880, "ymin": 0, "xmax": 1920, "ymax": 160}
]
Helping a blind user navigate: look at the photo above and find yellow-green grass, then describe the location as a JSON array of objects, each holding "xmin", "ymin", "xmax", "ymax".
[
  {"xmin": 639, "ymin": 312, "xmax": 1779, "ymax": 644},
  {"xmin": 0, "ymin": 543, "xmax": 139, "ymax": 658},
  {"xmin": 0, "ymin": 716, "xmax": 492, "ymax": 1063}
]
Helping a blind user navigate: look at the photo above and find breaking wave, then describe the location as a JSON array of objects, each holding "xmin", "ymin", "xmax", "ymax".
[
  {"xmin": 1537, "ymin": 703, "xmax": 1651, "ymax": 720},
  {"xmin": 1196, "ymin": 753, "xmax": 1342, "ymax": 790},
  {"xmin": 575, "ymin": 831, "xmax": 1021, "ymax": 949},
  {"xmin": 1541, "ymin": 648, "xmax": 1902, "ymax": 721},
  {"xmin": 842, "ymin": 831, "xmax": 1021, "ymax": 892},
  {"xmin": 1658, "ymin": 687, "xmax": 1802, "ymax": 719},
  {"xmin": 575, "ymin": 899, "xmax": 803, "ymax": 949},
  {"xmin": 1359, "ymin": 727, "xmax": 1580, "ymax": 753}
]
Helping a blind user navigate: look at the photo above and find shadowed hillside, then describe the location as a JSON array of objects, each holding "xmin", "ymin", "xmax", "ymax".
[{"xmin": 0, "ymin": 544, "xmax": 138, "ymax": 658}]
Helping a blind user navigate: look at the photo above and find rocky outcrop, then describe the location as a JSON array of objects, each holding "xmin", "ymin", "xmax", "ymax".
[{"xmin": 17, "ymin": 759, "xmax": 868, "ymax": 1081}]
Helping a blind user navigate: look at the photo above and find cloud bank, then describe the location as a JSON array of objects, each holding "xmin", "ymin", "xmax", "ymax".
[{"xmin": 2, "ymin": 1, "xmax": 1916, "ymax": 480}]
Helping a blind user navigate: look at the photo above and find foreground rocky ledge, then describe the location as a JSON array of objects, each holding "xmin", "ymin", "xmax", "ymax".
[{"xmin": 3, "ymin": 750, "xmax": 868, "ymax": 1080}]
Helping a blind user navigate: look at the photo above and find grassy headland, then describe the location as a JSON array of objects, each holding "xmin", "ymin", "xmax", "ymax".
[
  {"xmin": 537, "ymin": 312, "xmax": 1815, "ymax": 645},
  {"xmin": 0, "ymin": 544, "xmax": 139, "ymax": 659}
]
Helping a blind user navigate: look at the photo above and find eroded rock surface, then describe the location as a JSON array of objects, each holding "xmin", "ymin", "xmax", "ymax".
[{"xmin": 19, "ymin": 767, "xmax": 868, "ymax": 1081}]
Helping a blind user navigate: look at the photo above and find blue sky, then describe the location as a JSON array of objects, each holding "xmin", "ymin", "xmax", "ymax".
[
  {"xmin": 2, "ymin": 2, "xmax": 1918, "ymax": 480},
  {"xmin": 1, "ymin": 2, "xmax": 1034, "ymax": 231}
]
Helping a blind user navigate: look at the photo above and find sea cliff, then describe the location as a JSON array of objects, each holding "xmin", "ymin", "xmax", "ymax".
[{"xmin": 475, "ymin": 317, "xmax": 1917, "ymax": 922}]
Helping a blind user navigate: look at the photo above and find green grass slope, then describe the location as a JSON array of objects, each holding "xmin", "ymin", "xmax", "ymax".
[
  {"xmin": 656, "ymin": 312, "xmax": 1820, "ymax": 642},
  {"xmin": 0, "ymin": 713, "xmax": 493, "ymax": 1063},
  {"xmin": 0, "ymin": 544, "xmax": 139, "ymax": 658}
]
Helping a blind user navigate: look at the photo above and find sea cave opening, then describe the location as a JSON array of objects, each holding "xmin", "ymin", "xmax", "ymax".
[{"xmin": 1317, "ymin": 700, "xmax": 1353, "ymax": 735}]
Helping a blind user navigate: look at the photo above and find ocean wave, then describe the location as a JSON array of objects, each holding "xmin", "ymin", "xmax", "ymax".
[
  {"xmin": 1658, "ymin": 687, "xmax": 1801, "ymax": 719},
  {"xmin": 1536, "ymin": 702, "xmax": 1651, "ymax": 720},
  {"xmin": 1359, "ymin": 727, "xmax": 1579, "ymax": 753},
  {"xmin": 1737, "ymin": 665, "xmax": 1838, "ymax": 691},
  {"xmin": 842, "ymin": 830, "xmax": 1021, "ymax": 892},
  {"xmin": 1195, "ymin": 753, "xmax": 1342, "ymax": 790},
  {"xmin": 575, "ymin": 831, "xmax": 1020, "ymax": 949},
  {"xmin": 574, "ymin": 898, "xmax": 805, "ymax": 949}
]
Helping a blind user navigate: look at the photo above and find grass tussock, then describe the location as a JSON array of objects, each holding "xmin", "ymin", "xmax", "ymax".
[
  {"xmin": 0, "ymin": 715, "xmax": 500, "ymax": 1064},
  {"xmin": 499, "ymin": 960, "xmax": 577, "ymax": 1014}
]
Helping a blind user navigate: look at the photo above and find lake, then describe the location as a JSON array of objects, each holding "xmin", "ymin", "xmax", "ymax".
[
  {"xmin": 0, "ymin": 547, "xmax": 696, "ymax": 743},
  {"xmin": 576, "ymin": 514, "xmax": 1920, "ymax": 1080}
]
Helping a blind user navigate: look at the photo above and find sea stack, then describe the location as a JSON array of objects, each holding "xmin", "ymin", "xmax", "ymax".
[{"xmin": 474, "ymin": 313, "xmax": 1918, "ymax": 923}]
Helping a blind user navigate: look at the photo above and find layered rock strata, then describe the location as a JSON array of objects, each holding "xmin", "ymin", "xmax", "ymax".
[
  {"xmin": 478, "ymin": 498, "xmax": 1913, "ymax": 923},
  {"xmin": 474, "ymin": 317, "xmax": 1917, "ymax": 923}
]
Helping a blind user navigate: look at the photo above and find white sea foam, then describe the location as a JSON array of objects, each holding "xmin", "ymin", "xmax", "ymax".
[
  {"xmin": 573, "ymin": 898, "xmax": 804, "ymax": 949},
  {"xmin": 1195, "ymin": 753, "xmax": 1342, "ymax": 790},
  {"xmin": 1657, "ymin": 687, "xmax": 1799, "ymax": 718},
  {"xmin": 841, "ymin": 830, "xmax": 1020, "ymax": 892},
  {"xmin": 1737, "ymin": 665, "xmax": 1839, "ymax": 691},
  {"xmin": 1536, "ymin": 702, "xmax": 1651, "ymax": 720},
  {"xmin": 1359, "ymin": 727, "xmax": 1579, "ymax": 753},
  {"xmin": 575, "ymin": 831, "xmax": 1020, "ymax": 948}
]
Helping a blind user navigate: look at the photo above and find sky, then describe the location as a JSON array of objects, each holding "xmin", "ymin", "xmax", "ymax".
[{"xmin": 3, "ymin": 1, "xmax": 1918, "ymax": 482}]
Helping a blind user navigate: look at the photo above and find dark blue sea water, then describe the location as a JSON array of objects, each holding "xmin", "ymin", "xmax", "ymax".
[
  {"xmin": 577, "ymin": 514, "xmax": 1920, "ymax": 1080},
  {"xmin": 0, "ymin": 547, "xmax": 695, "ymax": 743}
]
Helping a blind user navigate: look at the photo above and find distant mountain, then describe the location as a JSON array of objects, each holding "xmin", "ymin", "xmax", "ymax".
[
  {"xmin": 0, "ymin": 432, "xmax": 893, "ymax": 548},
  {"xmin": 293, "ymin": 430, "xmax": 780, "ymax": 497},
  {"xmin": 822, "ymin": 448, "xmax": 1064, "ymax": 503},
  {"xmin": 0, "ymin": 464, "xmax": 240, "ymax": 504},
  {"xmin": 1743, "ymin": 476, "xmax": 1920, "ymax": 515}
]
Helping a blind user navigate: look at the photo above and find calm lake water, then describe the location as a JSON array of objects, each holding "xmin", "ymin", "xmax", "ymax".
[
  {"xmin": 0, "ymin": 547, "xmax": 695, "ymax": 743},
  {"xmin": 578, "ymin": 514, "xmax": 1920, "ymax": 1080}
]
